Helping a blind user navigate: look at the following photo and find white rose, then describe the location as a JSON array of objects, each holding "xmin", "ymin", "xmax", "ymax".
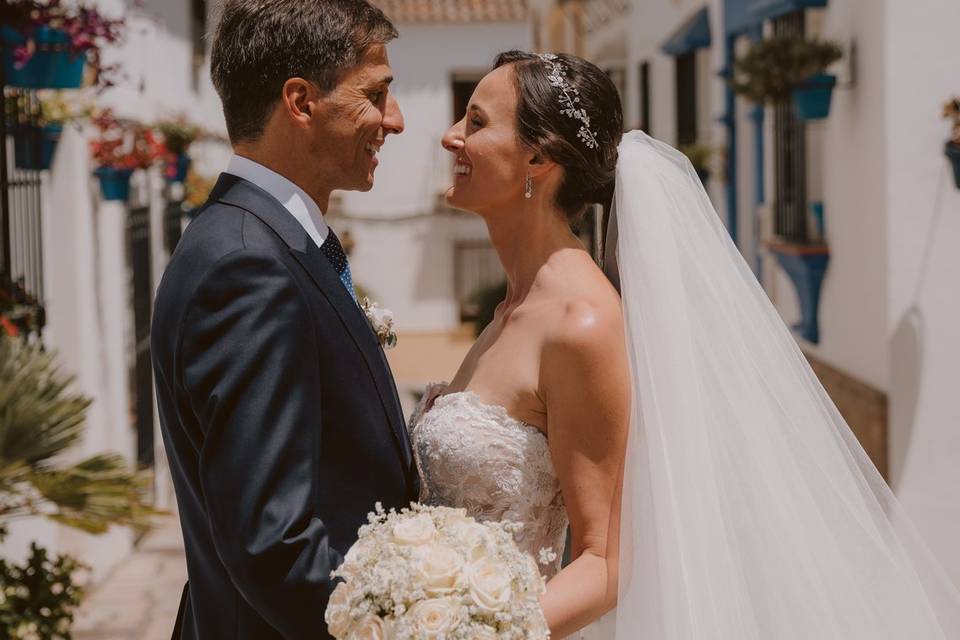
[
  {"xmin": 392, "ymin": 514, "xmax": 437, "ymax": 546},
  {"xmin": 407, "ymin": 598, "xmax": 462, "ymax": 638},
  {"xmin": 325, "ymin": 582, "xmax": 357, "ymax": 638},
  {"xmin": 466, "ymin": 558, "xmax": 513, "ymax": 614},
  {"xmin": 416, "ymin": 545, "xmax": 464, "ymax": 595},
  {"xmin": 451, "ymin": 520, "xmax": 493, "ymax": 561},
  {"xmin": 347, "ymin": 614, "xmax": 393, "ymax": 640}
]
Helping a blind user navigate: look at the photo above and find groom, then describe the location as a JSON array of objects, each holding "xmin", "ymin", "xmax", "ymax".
[{"xmin": 151, "ymin": 1, "xmax": 417, "ymax": 638}]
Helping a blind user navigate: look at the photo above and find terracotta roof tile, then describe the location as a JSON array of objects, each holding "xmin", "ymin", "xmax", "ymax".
[{"xmin": 372, "ymin": 0, "xmax": 528, "ymax": 23}]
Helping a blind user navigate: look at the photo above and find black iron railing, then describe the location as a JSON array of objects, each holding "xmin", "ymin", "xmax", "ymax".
[
  {"xmin": 772, "ymin": 12, "xmax": 809, "ymax": 243},
  {"xmin": 2, "ymin": 85, "xmax": 46, "ymax": 337},
  {"xmin": 128, "ymin": 204, "xmax": 154, "ymax": 467}
]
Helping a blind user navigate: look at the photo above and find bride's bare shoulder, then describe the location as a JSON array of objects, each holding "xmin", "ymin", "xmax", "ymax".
[
  {"xmin": 536, "ymin": 256, "xmax": 629, "ymax": 418},
  {"xmin": 539, "ymin": 255, "xmax": 624, "ymax": 352}
]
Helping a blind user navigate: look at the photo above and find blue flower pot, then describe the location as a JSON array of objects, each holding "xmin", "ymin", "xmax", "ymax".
[
  {"xmin": 946, "ymin": 143, "xmax": 960, "ymax": 190},
  {"xmin": 165, "ymin": 154, "xmax": 192, "ymax": 183},
  {"xmin": 13, "ymin": 124, "xmax": 63, "ymax": 171},
  {"xmin": 2, "ymin": 26, "xmax": 86, "ymax": 89},
  {"xmin": 791, "ymin": 73, "xmax": 837, "ymax": 121},
  {"xmin": 94, "ymin": 167, "xmax": 134, "ymax": 202}
]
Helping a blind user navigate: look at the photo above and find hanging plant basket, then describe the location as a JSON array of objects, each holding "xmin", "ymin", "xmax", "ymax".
[
  {"xmin": 164, "ymin": 153, "xmax": 192, "ymax": 184},
  {"xmin": 94, "ymin": 167, "xmax": 134, "ymax": 202},
  {"xmin": 946, "ymin": 143, "xmax": 960, "ymax": 190},
  {"xmin": 731, "ymin": 34, "xmax": 843, "ymax": 112},
  {"xmin": 1, "ymin": 26, "xmax": 85, "ymax": 89},
  {"xmin": 792, "ymin": 73, "xmax": 837, "ymax": 121},
  {"xmin": 13, "ymin": 123, "xmax": 63, "ymax": 171}
]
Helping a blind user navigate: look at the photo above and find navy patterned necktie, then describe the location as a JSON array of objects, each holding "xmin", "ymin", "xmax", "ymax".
[{"xmin": 320, "ymin": 230, "xmax": 357, "ymax": 303}]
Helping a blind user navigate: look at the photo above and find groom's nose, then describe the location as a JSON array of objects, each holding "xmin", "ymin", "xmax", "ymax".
[{"xmin": 382, "ymin": 93, "xmax": 404, "ymax": 136}]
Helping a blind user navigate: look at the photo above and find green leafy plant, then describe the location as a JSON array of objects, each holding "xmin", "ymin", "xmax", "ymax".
[
  {"xmin": 0, "ymin": 336, "xmax": 160, "ymax": 539},
  {"xmin": 944, "ymin": 97, "xmax": 960, "ymax": 146},
  {"xmin": 0, "ymin": 276, "xmax": 44, "ymax": 339},
  {"xmin": 469, "ymin": 280, "xmax": 507, "ymax": 338},
  {"xmin": 154, "ymin": 117, "xmax": 202, "ymax": 156},
  {"xmin": 0, "ymin": 543, "xmax": 86, "ymax": 640},
  {"xmin": 731, "ymin": 34, "xmax": 843, "ymax": 104},
  {"xmin": 37, "ymin": 91, "xmax": 94, "ymax": 128},
  {"xmin": 182, "ymin": 170, "xmax": 217, "ymax": 215},
  {"xmin": 679, "ymin": 142, "xmax": 714, "ymax": 171}
]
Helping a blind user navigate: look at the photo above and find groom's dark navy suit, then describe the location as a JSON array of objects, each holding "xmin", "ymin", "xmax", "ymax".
[{"xmin": 152, "ymin": 173, "xmax": 419, "ymax": 639}]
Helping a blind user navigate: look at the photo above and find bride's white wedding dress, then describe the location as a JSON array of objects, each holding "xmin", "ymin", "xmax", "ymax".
[{"xmin": 409, "ymin": 383, "xmax": 568, "ymax": 580}]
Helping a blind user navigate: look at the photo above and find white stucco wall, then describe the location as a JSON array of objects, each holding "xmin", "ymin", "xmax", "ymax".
[
  {"xmin": 884, "ymin": 0, "xmax": 960, "ymax": 588},
  {"xmin": 95, "ymin": 0, "xmax": 227, "ymax": 137}
]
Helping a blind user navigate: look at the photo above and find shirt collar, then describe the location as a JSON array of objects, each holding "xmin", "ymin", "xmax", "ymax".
[{"xmin": 224, "ymin": 155, "xmax": 329, "ymax": 247}]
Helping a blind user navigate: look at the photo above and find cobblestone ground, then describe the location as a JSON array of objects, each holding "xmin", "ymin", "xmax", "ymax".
[{"xmin": 73, "ymin": 517, "xmax": 187, "ymax": 640}]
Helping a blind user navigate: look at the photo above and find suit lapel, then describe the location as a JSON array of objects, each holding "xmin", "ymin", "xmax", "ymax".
[
  {"xmin": 210, "ymin": 174, "xmax": 413, "ymax": 468},
  {"xmin": 291, "ymin": 244, "xmax": 413, "ymax": 469}
]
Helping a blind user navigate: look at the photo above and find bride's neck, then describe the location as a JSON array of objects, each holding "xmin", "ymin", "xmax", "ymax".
[{"xmin": 484, "ymin": 201, "xmax": 582, "ymax": 302}]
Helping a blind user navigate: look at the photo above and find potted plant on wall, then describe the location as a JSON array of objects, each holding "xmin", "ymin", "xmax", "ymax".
[
  {"xmin": 1, "ymin": 0, "xmax": 125, "ymax": 90},
  {"xmin": 90, "ymin": 109, "xmax": 163, "ymax": 202},
  {"xmin": 944, "ymin": 96, "xmax": 960, "ymax": 189},
  {"xmin": 731, "ymin": 34, "xmax": 843, "ymax": 121},
  {"xmin": 679, "ymin": 142, "xmax": 715, "ymax": 186},
  {"xmin": 155, "ymin": 117, "xmax": 202, "ymax": 184},
  {"xmin": 10, "ymin": 90, "xmax": 93, "ymax": 171}
]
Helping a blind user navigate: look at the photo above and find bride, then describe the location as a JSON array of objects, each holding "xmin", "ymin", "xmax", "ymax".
[{"xmin": 409, "ymin": 50, "xmax": 960, "ymax": 639}]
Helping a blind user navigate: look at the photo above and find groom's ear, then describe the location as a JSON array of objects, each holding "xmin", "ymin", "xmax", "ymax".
[{"xmin": 281, "ymin": 77, "xmax": 320, "ymax": 130}]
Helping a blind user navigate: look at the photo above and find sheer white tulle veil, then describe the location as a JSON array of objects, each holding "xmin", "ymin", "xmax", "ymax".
[{"xmin": 583, "ymin": 131, "xmax": 960, "ymax": 639}]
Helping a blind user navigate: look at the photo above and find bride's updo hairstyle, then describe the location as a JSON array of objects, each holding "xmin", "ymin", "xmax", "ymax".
[{"xmin": 493, "ymin": 50, "xmax": 623, "ymax": 223}]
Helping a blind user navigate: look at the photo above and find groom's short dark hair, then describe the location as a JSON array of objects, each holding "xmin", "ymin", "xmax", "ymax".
[{"xmin": 210, "ymin": 0, "xmax": 397, "ymax": 144}]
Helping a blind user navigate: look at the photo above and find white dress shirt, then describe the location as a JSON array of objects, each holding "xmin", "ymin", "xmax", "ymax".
[{"xmin": 224, "ymin": 155, "xmax": 329, "ymax": 249}]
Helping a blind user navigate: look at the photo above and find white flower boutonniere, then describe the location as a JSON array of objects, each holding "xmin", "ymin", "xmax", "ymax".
[{"xmin": 361, "ymin": 297, "xmax": 398, "ymax": 349}]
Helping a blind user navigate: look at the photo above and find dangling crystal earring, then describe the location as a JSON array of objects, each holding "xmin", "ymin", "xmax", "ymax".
[{"xmin": 524, "ymin": 174, "xmax": 533, "ymax": 199}]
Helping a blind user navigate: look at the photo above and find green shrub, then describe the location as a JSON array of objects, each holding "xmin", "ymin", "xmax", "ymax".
[
  {"xmin": 469, "ymin": 281, "xmax": 507, "ymax": 337},
  {"xmin": 731, "ymin": 35, "xmax": 843, "ymax": 104},
  {"xmin": 0, "ymin": 543, "xmax": 86, "ymax": 640}
]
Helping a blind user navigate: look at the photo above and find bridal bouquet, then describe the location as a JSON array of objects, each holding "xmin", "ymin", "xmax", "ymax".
[{"xmin": 325, "ymin": 504, "xmax": 550, "ymax": 640}]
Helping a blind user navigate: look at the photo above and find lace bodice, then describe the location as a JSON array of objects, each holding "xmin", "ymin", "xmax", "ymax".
[{"xmin": 410, "ymin": 384, "xmax": 568, "ymax": 579}]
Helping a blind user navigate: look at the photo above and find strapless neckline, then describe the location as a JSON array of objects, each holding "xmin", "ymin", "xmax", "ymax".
[
  {"xmin": 411, "ymin": 383, "xmax": 568, "ymax": 578},
  {"xmin": 431, "ymin": 391, "xmax": 547, "ymax": 440}
]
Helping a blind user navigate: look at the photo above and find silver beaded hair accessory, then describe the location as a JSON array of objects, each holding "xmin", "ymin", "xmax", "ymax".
[{"xmin": 536, "ymin": 53, "xmax": 599, "ymax": 150}]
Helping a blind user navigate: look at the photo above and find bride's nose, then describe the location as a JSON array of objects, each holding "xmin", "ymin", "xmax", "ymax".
[{"xmin": 442, "ymin": 119, "xmax": 465, "ymax": 153}]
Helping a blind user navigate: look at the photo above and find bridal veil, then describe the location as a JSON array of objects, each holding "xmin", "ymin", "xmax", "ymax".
[{"xmin": 587, "ymin": 131, "xmax": 960, "ymax": 639}]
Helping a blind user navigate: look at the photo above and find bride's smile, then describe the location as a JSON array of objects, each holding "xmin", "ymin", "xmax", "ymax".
[{"xmin": 442, "ymin": 64, "xmax": 548, "ymax": 216}]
